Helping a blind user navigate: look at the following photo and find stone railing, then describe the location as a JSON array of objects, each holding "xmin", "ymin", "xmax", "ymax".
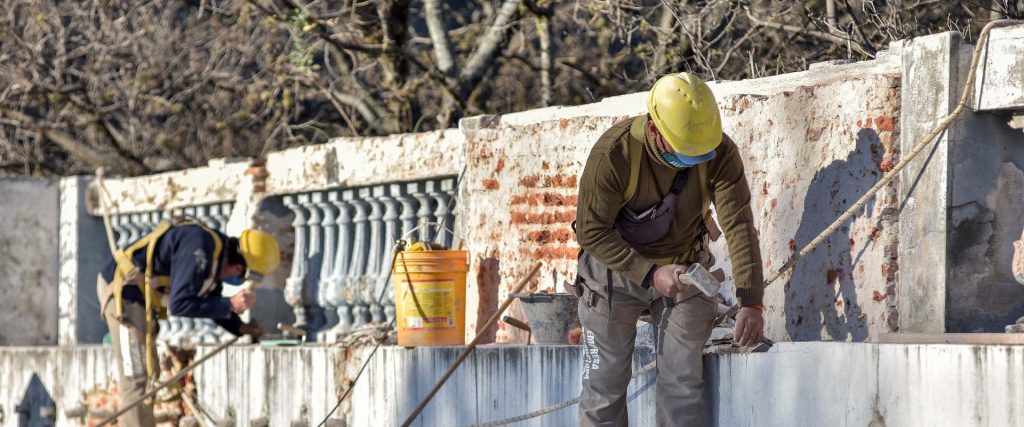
[
  {"xmin": 280, "ymin": 177, "xmax": 458, "ymax": 341},
  {"xmin": 109, "ymin": 203, "xmax": 237, "ymax": 347}
]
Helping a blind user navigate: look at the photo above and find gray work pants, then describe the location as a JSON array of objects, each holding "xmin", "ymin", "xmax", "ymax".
[
  {"xmin": 576, "ymin": 252, "xmax": 717, "ymax": 427},
  {"xmin": 97, "ymin": 274, "xmax": 157, "ymax": 427}
]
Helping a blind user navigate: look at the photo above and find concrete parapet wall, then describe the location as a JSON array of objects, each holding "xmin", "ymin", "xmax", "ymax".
[
  {"xmin": 1, "ymin": 342, "xmax": 1023, "ymax": 426},
  {"xmin": 0, "ymin": 346, "xmax": 115, "ymax": 426}
]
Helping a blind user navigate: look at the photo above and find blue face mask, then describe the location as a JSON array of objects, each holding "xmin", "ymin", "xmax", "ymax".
[
  {"xmin": 661, "ymin": 152, "xmax": 693, "ymax": 169},
  {"xmin": 223, "ymin": 276, "xmax": 245, "ymax": 286}
]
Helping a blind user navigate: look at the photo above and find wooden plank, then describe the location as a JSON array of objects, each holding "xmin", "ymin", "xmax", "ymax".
[{"xmin": 876, "ymin": 333, "xmax": 1024, "ymax": 345}]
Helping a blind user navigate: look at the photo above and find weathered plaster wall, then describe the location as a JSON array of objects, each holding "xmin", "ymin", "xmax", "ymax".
[
  {"xmin": 461, "ymin": 54, "xmax": 903, "ymax": 343},
  {"xmin": 0, "ymin": 178, "xmax": 59, "ymax": 346}
]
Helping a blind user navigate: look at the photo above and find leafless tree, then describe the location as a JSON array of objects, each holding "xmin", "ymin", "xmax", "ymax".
[{"xmin": 1, "ymin": 0, "xmax": 1019, "ymax": 176}]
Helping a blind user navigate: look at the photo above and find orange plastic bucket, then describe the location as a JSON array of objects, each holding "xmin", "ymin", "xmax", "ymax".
[{"xmin": 393, "ymin": 250, "xmax": 468, "ymax": 347}]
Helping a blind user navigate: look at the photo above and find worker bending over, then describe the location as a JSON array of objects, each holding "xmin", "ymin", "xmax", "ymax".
[
  {"xmin": 574, "ymin": 72, "xmax": 765, "ymax": 426},
  {"xmin": 96, "ymin": 218, "xmax": 280, "ymax": 427}
]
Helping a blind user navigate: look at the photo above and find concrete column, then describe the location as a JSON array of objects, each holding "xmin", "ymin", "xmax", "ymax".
[
  {"xmin": 283, "ymin": 195, "xmax": 310, "ymax": 330},
  {"xmin": 58, "ymin": 176, "xmax": 109, "ymax": 345},
  {"xmin": 897, "ymin": 32, "xmax": 963, "ymax": 333}
]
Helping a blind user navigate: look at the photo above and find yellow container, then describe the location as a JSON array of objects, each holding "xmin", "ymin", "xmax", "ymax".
[{"xmin": 393, "ymin": 250, "xmax": 468, "ymax": 347}]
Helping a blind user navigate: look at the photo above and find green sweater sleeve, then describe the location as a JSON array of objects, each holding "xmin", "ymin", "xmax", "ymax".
[
  {"xmin": 575, "ymin": 137, "xmax": 657, "ymax": 286},
  {"xmin": 709, "ymin": 137, "xmax": 765, "ymax": 306}
]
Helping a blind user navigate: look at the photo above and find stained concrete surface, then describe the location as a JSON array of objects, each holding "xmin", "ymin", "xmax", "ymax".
[
  {"xmin": 4, "ymin": 342, "xmax": 1020, "ymax": 426},
  {"xmin": 0, "ymin": 178, "xmax": 59, "ymax": 345}
]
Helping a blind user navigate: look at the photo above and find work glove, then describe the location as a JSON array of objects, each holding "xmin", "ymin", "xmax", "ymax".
[{"xmin": 650, "ymin": 264, "xmax": 688, "ymax": 298}]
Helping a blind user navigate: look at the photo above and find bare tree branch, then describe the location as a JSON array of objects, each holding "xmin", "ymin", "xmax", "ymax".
[
  {"xmin": 423, "ymin": 0, "xmax": 456, "ymax": 76},
  {"xmin": 458, "ymin": 0, "xmax": 522, "ymax": 98},
  {"xmin": 746, "ymin": 9, "xmax": 876, "ymax": 58}
]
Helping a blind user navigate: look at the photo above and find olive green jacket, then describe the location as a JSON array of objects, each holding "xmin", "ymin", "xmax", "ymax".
[{"xmin": 575, "ymin": 116, "xmax": 764, "ymax": 306}]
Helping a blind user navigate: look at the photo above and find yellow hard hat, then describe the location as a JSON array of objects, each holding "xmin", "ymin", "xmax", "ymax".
[
  {"xmin": 647, "ymin": 72, "xmax": 723, "ymax": 159},
  {"xmin": 239, "ymin": 229, "xmax": 281, "ymax": 276}
]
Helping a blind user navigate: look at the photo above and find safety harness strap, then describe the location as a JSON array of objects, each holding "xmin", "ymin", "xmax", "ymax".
[
  {"xmin": 621, "ymin": 117, "xmax": 645, "ymax": 208},
  {"xmin": 109, "ymin": 218, "xmax": 224, "ymax": 383}
]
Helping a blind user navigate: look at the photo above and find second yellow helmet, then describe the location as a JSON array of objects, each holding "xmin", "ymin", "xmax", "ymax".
[{"xmin": 238, "ymin": 229, "xmax": 281, "ymax": 276}]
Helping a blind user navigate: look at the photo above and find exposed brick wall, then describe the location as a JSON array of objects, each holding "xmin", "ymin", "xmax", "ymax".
[
  {"xmin": 462, "ymin": 116, "xmax": 625, "ymax": 343},
  {"xmin": 463, "ymin": 74, "xmax": 903, "ymax": 343}
]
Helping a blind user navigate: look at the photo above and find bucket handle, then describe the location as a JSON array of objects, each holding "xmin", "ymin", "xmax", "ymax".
[{"xmin": 399, "ymin": 221, "xmax": 458, "ymax": 250}]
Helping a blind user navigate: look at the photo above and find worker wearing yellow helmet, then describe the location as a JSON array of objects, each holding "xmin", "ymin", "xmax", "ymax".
[
  {"xmin": 95, "ymin": 218, "xmax": 281, "ymax": 427},
  {"xmin": 572, "ymin": 72, "xmax": 765, "ymax": 426}
]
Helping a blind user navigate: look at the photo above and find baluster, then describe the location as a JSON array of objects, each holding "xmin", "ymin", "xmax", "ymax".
[
  {"xmin": 411, "ymin": 182, "xmax": 436, "ymax": 242},
  {"xmin": 364, "ymin": 186, "xmax": 386, "ymax": 324},
  {"xmin": 379, "ymin": 184, "xmax": 403, "ymax": 323},
  {"xmin": 199, "ymin": 204, "xmax": 220, "ymax": 231},
  {"xmin": 399, "ymin": 183, "xmax": 421, "ymax": 237},
  {"xmin": 283, "ymin": 195, "xmax": 310, "ymax": 330},
  {"xmin": 348, "ymin": 190, "xmax": 371, "ymax": 327},
  {"xmin": 137, "ymin": 212, "xmax": 153, "ymax": 234},
  {"xmin": 328, "ymin": 190, "xmax": 355, "ymax": 334},
  {"xmin": 444, "ymin": 178, "xmax": 458, "ymax": 247},
  {"xmin": 300, "ymin": 194, "xmax": 326, "ymax": 334},
  {"xmin": 428, "ymin": 180, "xmax": 454, "ymax": 247},
  {"xmin": 315, "ymin": 192, "xmax": 339, "ymax": 336},
  {"xmin": 113, "ymin": 215, "xmax": 129, "ymax": 249},
  {"xmin": 217, "ymin": 202, "xmax": 233, "ymax": 233},
  {"xmin": 125, "ymin": 214, "xmax": 142, "ymax": 246}
]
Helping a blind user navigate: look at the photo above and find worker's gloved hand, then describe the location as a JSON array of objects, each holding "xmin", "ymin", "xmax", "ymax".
[
  {"xmin": 650, "ymin": 264, "xmax": 688, "ymax": 297},
  {"xmin": 238, "ymin": 321, "xmax": 263, "ymax": 339},
  {"xmin": 733, "ymin": 306, "xmax": 764, "ymax": 347},
  {"xmin": 230, "ymin": 288, "xmax": 256, "ymax": 313}
]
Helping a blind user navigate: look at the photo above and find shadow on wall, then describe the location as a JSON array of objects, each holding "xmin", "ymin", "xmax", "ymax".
[{"xmin": 785, "ymin": 129, "xmax": 882, "ymax": 342}]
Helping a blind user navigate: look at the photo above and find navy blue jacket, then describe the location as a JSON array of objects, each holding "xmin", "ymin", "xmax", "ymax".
[{"xmin": 102, "ymin": 225, "xmax": 243, "ymax": 335}]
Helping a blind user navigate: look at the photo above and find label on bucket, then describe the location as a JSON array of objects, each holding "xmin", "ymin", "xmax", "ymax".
[{"xmin": 401, "ymin": 280, "xmax": 456, "ymax": 330}]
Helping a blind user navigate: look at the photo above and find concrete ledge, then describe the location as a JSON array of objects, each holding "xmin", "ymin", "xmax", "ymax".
[
  {"xmin": 974, "ymin": 23, "xmax": 1024, "ymax": 111},
  {"xmin": 2, "ymin": 342, "xmax": 1024, "ymax": 426}
]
